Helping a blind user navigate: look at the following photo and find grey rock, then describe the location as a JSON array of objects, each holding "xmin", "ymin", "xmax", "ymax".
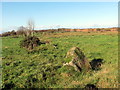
[{"xmin": 64, "ymin": 47, "xmax": 91, "ymax": 72}]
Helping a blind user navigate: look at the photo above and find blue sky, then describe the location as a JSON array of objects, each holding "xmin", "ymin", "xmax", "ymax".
[{"xmin": 2, "ymin": 2, "xmax": 118, "ymax": 33}]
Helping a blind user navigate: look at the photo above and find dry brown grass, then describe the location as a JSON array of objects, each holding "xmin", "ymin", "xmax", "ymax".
[{"xmin": 43, "ymin": 31, "xmax": 118, "ymax": 38}]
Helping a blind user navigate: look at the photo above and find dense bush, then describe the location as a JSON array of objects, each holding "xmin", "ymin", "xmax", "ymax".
[{"xmin": 20, "ymin": 36, "xmax": 41, "ymax": 50}]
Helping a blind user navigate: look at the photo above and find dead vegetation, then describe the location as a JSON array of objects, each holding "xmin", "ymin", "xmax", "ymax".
[{"xmin": 20, "ymin": 36, "xmax": 41, "ymax": 50}]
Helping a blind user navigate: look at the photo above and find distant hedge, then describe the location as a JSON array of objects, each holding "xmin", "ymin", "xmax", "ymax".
[{"xmin": 1, "ymin": 30, "xmax": 16, "ymax": 37}]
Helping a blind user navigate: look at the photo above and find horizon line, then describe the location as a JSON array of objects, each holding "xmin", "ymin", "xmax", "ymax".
[{"xmin": 1, "ymin": 26, "xmax": 118, "ymax": 34}]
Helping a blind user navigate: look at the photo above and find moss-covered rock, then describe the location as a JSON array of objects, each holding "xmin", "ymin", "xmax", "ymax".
[{"xmin": 64, "ymin": 47, "xmax": 91, "ymax": 72}]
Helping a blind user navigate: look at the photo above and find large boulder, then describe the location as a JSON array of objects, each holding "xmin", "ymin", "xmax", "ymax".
[{"xmin": 64, "ymin": 47, "xmax": 91, "ymax": 72}]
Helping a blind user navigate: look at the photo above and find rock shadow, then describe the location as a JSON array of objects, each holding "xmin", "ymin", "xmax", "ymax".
[
  {"xmin": 90, "ymin": 58, "xmax": 103, "ymax": 71},
  {"xmin": 84, "ymin": 84, "xmax": 98, "ymax": 90}
]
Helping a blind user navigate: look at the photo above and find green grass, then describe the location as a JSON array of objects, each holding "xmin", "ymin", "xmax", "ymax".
[{"xmin": 2, "ymin": 32, "xmax": 118, "ymax": 88}]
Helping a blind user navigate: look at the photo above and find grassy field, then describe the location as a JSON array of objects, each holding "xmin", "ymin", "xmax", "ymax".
[{"xmin": 2, "ymin": 31, "xmax": 118, "ymax": 88}]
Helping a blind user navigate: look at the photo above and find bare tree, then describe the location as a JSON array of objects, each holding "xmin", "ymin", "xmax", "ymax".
[
  {"xmin": 27, "ymin": 19, "xmax": 35, "ymax": 36},
  {"xmin": 17, "ymin": 19, "xmax": 35, "ymax": 37}
]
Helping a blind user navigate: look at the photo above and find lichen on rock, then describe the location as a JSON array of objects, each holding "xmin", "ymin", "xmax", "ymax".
[{"xmin": 64, "ymin": 47, "xmax": 91, "ymax": 72}]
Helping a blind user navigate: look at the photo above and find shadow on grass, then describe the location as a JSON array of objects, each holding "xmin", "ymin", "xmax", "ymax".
[
  {"xmin": 84, "ymin": 84, "xmax": 98, "ymax": 90},
  {"xmin": 3, "ymin": 83, "xmax": 15, "ymax": 90},
  {"xmin": 90, "ymin": 58, "xmax": 104, "ymax": 71}
]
